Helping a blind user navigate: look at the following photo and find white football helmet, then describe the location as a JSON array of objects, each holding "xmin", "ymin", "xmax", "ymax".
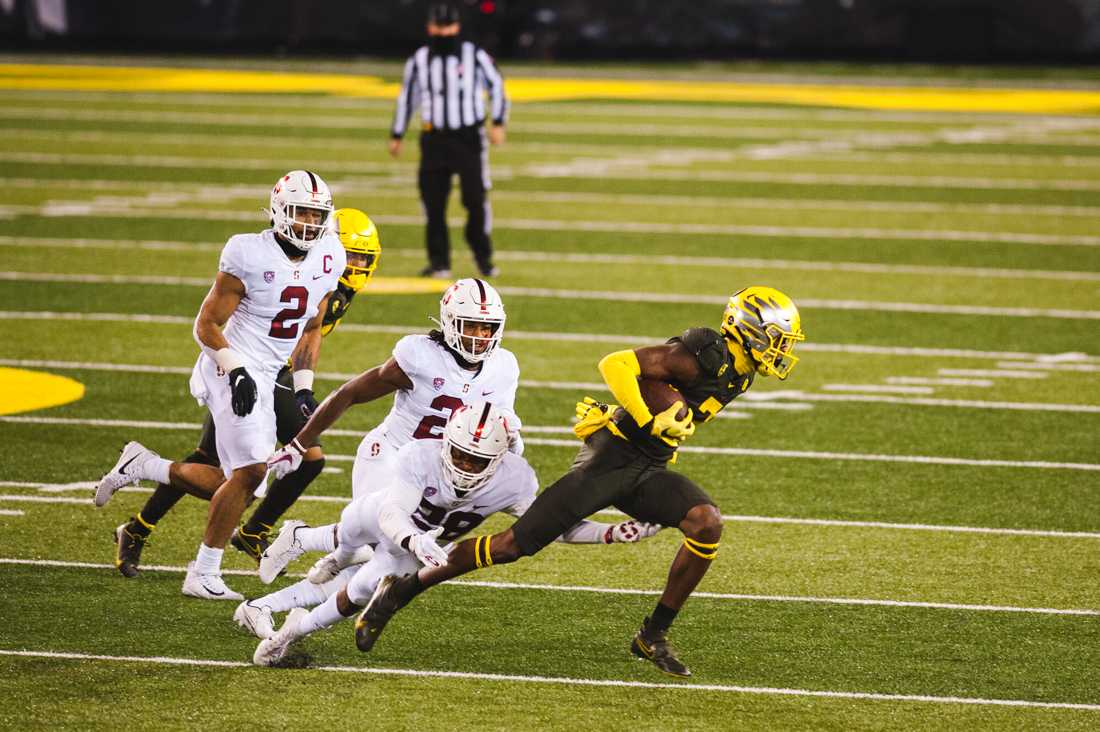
[
  {"xmin": 441, "ymin": 403, "xmax": 510, "ymax": 496},
  {"xmin": 268, "ymin": 170, "xmax": 334, "ymax": 251},
  {"xmin": 436, "ymin": 278, "xmax": 506, "ymax": 363}
]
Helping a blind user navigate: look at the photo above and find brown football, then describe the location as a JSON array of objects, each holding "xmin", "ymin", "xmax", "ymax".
[{"xmin": 638, "ymin": 378, "xmax": 689, "ymax": 421}]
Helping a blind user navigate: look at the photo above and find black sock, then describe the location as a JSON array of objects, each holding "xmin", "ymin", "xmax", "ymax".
[
  {"xmin": 134, "ymin": 484, "xmax": 184, "ymax": 534},
  {"xmin": 648, "ymin": 602, "xmax": 679, "ymax": 632},
  {"xmin": 394, "ymin": 572, "xmax": 423, "ymax": 605},
  {"xmin": 245, "ymin": 457, "xmax": 324, "ymax": 531}
]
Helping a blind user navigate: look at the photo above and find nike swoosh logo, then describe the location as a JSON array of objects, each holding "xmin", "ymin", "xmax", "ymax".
[
  {"xmin": 481, "ymin": 390, "xmax": 494, "ymax": 396},
  {"xmin": 270, "ymin": 455, "xmax": 294, "ymax": 467},
  {"xmin": 118, "ymin": 453, "xmax": 140, "ymax": 475},
  {"xmin": 312, "ymin": 274, "xmax": 325, "ymax": 280},
  {"xmin": 203, "ymin": 584, "xmax": 225, "ymax": 596}
]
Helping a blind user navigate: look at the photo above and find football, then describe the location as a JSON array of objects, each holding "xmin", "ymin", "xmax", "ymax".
[{"xmin": 638, "ymin": 378, "xmax": 689, "ymax": 421}]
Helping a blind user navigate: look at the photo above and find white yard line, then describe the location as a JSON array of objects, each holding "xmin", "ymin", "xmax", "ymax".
[
  {"xmin": 0, "ymin": 558, "xmax": 1096, "ymax": 617},
  {"xmin": 822, "ymin": 384, "xmax": 935, "ymax": 394},
  {"xmin": 2, "ymin": 309, "xmax": 1097, "ymax": 364},
  {"xmin": 939, "ymin": 369, "xmax": 1047, "ymax": 380},
  {"xmin": 1, "ymin": 649, "xmax": 1096, "ymax": 711},
  {"xmin": 886, "ymin": 377, "xmax": 993, "ymax": 387},
  {"xmin": 4, "ymin": 415, "xmax": 1099, "ymax": 472},
  {"xmin": 0, "ymin": 509, "xmax": 24, "ymax": 516},
  {"xmin": 997, "ymin": 361, "xmax": 1100, "ymax": 373},
  {"xmin": 4, "ymin": 271, "xmax": 1100, "ymax": 320}
]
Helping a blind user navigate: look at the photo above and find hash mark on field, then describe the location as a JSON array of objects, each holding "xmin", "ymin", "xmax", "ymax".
[
  {"xmin": 0, "ymin": 649, "xmax": 1097, "ymax": 710},
  {"xmin": 0, "ymin": 558, "xmax": 1096, "ymax": 617}
]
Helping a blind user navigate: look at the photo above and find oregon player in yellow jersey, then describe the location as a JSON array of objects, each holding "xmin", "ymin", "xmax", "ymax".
[
  {"xmin": 353, "ymin": 287, "xmax": 803, "ymax": 678},
  {"xmin": 111, "ymin": 209, "xmax": 381, "ymax": 578}
]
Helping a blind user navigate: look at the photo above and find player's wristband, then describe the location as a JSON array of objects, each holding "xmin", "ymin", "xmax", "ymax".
[
  {"xmin": 603, "ymin": 526, "xmax": 614, "ymax": 544},
  {"xmin": 212, "ymin": 348, "xmax": 245, "ymax": 374},
  {"xmin": 292, "ymin": 369, "xmax": 315, "ymax": 393}
]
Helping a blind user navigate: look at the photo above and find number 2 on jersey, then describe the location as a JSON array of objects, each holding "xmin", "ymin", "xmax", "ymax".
[
  {"xmin": 269, "ymin": 285, "xmax": 308, "ymax": 339},
  {"xmin": 413, "ymin": 394, "xmax": 465, "ymax": 439}
]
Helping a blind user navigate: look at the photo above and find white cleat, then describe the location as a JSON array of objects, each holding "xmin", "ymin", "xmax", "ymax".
[
  {"xmin": 258, "ymin": 519, "xmax": 308, "ymax": 584},
  {"xmin": 182, "ymin": 561, "xmax": 244, "ymax": 601},
  {"xmin": 253, "ymin": 607, "xmax": 309, "ymax": 667},
  {"xmin": 94, "ymin": 441, "xmax": 158, "ymax": 507},
  {"xmin": 234, "ymin": 600, "xmax": 275, "ymax": 639},
  {"xmin": 307, "ymin": 545, "xmax": 375, "ymax": 585}
]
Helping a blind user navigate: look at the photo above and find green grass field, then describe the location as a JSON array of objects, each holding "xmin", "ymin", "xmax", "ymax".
[{"xmin": 0, "ymin": 56, "xmax": 1098, "ymax": 730}]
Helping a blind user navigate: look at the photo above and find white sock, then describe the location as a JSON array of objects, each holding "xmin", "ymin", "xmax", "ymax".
[
  {"xmin": 298, "ymin": 592, "xmax": 346, "ymax": 635},
  {"xmin": 297, "ymin": 524, "xmax": 337, "ymax": 553},
  {"xmin": 145, "ymin": 457, "xmax": 172, "ymax": 485},
  {"xmin": 194, "ymin": 543, "xmax": 222, "ymax": 575},
  {"xmin": 255, "ymin": 577, "xmax": 331, "ymax": 613}
]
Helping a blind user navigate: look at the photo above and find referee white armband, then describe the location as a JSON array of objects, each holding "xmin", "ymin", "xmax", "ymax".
[
  {"xmin": 212, "ymin": 348, "xmax": 245, "ymax": 373},
  {"xmin": 292, "ymin": 369, "xmax": 315, "ymax": 393}
]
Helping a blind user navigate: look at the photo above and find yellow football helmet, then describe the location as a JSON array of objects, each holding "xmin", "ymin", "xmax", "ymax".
[
  {"xmin": 334, "ymin": 208, "xmax": 381, "ymax": 291},
  {"xmin": 721, "ymin": 286, "xmax": 804, "ymax": 380}
]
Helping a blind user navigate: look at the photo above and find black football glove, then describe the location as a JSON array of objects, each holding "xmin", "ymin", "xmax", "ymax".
[
  {"xmin": 228, "ymin": 366, "xmax": 257, "ymax": 417},
  {"xmin": 295, "ymin": 388, "xmax": 318, "ymax": 419}
]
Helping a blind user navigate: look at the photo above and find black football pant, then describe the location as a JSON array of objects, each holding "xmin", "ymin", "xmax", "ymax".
[{"xmin": 418, "ymin": 126, "xmax": 493, "ymax": 272}]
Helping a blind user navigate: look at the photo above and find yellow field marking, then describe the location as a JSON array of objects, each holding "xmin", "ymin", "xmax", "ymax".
[
  {"xmin": 2, "ymin": 63, "xmax": 1099, "ymax": 114},
  {"xmin": 0, "ymin": 367, "xmax": 84, "ymax": 415},
  {"xmin": 365, "ymin": 277, "xmax": 451, "ymax": 295}
]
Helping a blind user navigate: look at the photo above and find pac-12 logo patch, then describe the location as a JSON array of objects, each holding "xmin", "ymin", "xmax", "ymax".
[
  {"xmin": 432, "ymin": 377, "xmax": 445, "ymax": 391},
  {"xmin": 263, "ymin": 271, "xmax": 275, "ymax": 283},
  {"xmin": 424, "ymin": 487, "xmax": 437, "ymax": 497}
]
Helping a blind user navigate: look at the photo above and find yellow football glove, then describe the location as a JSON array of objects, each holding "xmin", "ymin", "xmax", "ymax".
[
  {"xmin": 573, "ymin": 396, "xmax": 616, "ymax": 440},
  {"xmin": 649, "ymin": 401, "xmax": 695, "ymax": 447}
]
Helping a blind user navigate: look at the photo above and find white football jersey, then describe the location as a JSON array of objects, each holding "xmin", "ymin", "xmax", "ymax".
[
  {"xmin": 385, "ymin": 439, "xmax": 537, "ymax": 543},
  {"xmin": 378, "ymin": 334, "xmax": 521, "ymax": 446},
  {"xmin": 196, "ymin": 229, "xmax": 345, "ymax": 378}
]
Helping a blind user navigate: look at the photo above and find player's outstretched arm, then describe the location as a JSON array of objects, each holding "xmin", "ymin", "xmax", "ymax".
[
  {"xmin": 558, "ymin": 519, "xmax": 662, "ymax": 544},
  {"xmin": 299, "ymin": 357, "xmax": 413, "ymax": 446}
]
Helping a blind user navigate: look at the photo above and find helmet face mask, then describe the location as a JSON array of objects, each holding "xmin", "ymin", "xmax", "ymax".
[
  {"xmin": 269, "ymin": 170, "xmax": 334, "ymax": 251},
  {"xmin": 441, "ymin": 403, "xmax": 509, "ymax": 497},
  {"xmin": 721, "ymin": 286, "xmax": 804, "ymax": 380},
  {"xmin": 438, "ymin": 278, "xmax": 506, "ymax": 363},
  {"xmin": 333, "ymin": 208, "xmax": 381, "ymax": 291}
]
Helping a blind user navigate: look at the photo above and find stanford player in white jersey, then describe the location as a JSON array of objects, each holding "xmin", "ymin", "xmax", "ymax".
[
  {"xmin": 93, "ymin": 170, "xmax": 345, "ymax": 602},
  {"xmin": 248, "ymin": 404, "xmax": 659, "ymax": 664}
]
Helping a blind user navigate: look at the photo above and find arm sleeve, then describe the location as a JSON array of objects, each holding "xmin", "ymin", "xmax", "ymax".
[
  {"xmin": 598, "ymin": 349, "xmax": 652, "ymax": 426},
  {"xmin": 558, "ymin": 520, "xmax": 612, "ymax": 544},
  {"xmin": 476, "ymin": 48, "xmax": 508, "ymax": 125},
  {"xmin": 391, "ymin": 55, "xmax": 419, "ymax": 139},
  {"xmin": 375, "ymin": 478, "xmax": 424, "ymax": 548}
]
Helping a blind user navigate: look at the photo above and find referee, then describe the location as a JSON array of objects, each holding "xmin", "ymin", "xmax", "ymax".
[{"xmin": 389, "ymin": 2, "xmax": 510, "ymax": 279}]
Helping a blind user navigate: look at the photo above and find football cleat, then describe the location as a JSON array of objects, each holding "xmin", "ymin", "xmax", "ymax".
[
  {"xmin": 630, "ymin": 618, "xmax": 692, "ymax": 678},
  {"xmin": 354, "ymin": 573, "xmax": 413, "ymax": 652},
  {"xmin": 230, "ymin": 522, "xmax": 273, "ymax": 565},
  {"xmin": 94, "ymin": 441, "xmax": 158, "ymax": 507},
  {"xmin": 306, "ymin": 545, "xmax": 375, "ymax": 585},
  {"xmin": 234, "ymin": 600, "xmax": 275, "ymax": 639},
  {"xmin": 253, "ymin": 607, "xmax": 309, "ymax": 667},
  {"xmin": 181, "ymin": 562, "xmax": 244, "ymax": 602},
  {"xmin": 258, "ymin": 520, "xmax": 307, "ymax": 584},
  {"xmin": 113, "ymin": 520, "xmax": 149, "ymax": 578}
]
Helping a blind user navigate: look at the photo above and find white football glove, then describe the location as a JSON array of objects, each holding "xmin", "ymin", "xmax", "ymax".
[
  {"xmin": 604, "ymin": 520, "xmax": 662, "ymax": 544},
  {"xmin": 407, "ymin": 527, "xmax": 449, "ymax": 568},
  {"xmin": 267, "ymin": 438, "xmax": 306, "ymax": 480}
]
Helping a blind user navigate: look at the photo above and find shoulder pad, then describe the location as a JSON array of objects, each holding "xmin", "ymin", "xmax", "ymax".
[{"xmin": 678, "ymin": 327, "xmax": 727, "ymax": 376}]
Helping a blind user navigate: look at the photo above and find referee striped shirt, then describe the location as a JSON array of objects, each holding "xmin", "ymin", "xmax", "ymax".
[{"xmin": 391, "ymin": 41, "xmax": 509, "ymax": 138}]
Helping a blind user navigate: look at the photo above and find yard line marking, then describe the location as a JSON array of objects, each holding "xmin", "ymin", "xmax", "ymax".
[
  {"xmin": 0, "ymin": 559, "xmax": 1096, "ymax": 618},
  {"xmin": 886, "ymin": 377, "xmax": 994, "ymax": 388},
  {"xmin": 1, "ymin": 649, "xmax": 1097, "ymax": 710},
  {"xmin": 0, "ymin": 509, "xmax": 23, "ymax": 516},
  {"xmin": 997, "ymin": 361, "xmax": 1100, "ymax": 373},
  {"xmin": 5, "ymin": 236, "xmax": 1099, "ymax": 283},
  {"xmin": 5, "ymin": 272, "xmax": 1100, "ymax": 320},
  {"xmin": 938, "ymin": 368, "xmax": 1048, "ymax": 380},
  {"xmin": 822, "ymin": 384, "xmax": 935, "ymax": 395},
  {"xmin": 1, "ymin": 310, "xmax": 1097, "ymax": 364},
  {"xmin": 766, "ymin": 393, "xmax": 1099, "ymax": 414}
]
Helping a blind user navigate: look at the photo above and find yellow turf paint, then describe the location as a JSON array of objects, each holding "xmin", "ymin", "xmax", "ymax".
[
  {"xmin": 364, "ymin": 277, "xmax": 451, "ymax": 295},
  {"xmin": 2, "ymin": 62, "xmax": 1100, "ymax": 114},
  {"xmin": 0, "ymin": 367, "xmax": 85, "ymax": 415}
]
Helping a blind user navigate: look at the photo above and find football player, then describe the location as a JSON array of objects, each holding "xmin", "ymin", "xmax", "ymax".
[
  {"xmin": 101, "ymin": 208, "xmax": 381, "ymax": 580},
  {"xmin": 94, "ymin": 171, "xmax": 348, "ymax": 601},
  {"xmin": 248, "ymin": 403, "xmax": 658, "ymax": 664},
  {"xmin": 354, "ymin": 287, "xmax": 804, "ymax": 678}
]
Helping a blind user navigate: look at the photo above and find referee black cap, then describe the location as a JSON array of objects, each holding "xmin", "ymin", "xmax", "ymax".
[{"xmin": 427, "ymin": 2, "xmax": 461, "ymax": 25}]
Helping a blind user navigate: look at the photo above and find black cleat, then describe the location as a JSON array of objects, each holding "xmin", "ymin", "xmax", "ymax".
[
  {"xmin": 355, "ymin": 574, "xmax": 413, "ymax": 652},
  {"xmin": 113, "ymin": 519, "xmax": 149, "ymax": 578},
  {"xmin": 630, "ymin": 617, "xmax": 692, "ymax": 678},
  {"xmin": 230, "ymin": 523, "xmax": 272, "ymax": 565}
]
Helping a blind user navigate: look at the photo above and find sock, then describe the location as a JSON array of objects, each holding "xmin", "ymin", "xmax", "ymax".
[
  {"xmin": 255, "ymin": 577, "xmax": 332, "ymax": 613},
  {"xmin": 195, "ymin": 543, "xmax": 223, "ymax": 575},
  {"xmin": 144, "ymin": 457, "xmax": 172, "ymax": 485},
  {"xmin": 128, "ymin": 511, "xmax": 158, "ymax": 538},
  {"xmin": 245, "ymin": 458, "xmax": 324, "ymax": 531},
  {"xmin": 648, "ymin": 602, "xmax": 679, "ymax": 633},
  {"xmin": 296, "ymin": 524, "xmax": 337, "ymax": 553},
  {"xmin": 298, "ymin": 593, "xmax": 345, "ymax": 635}
]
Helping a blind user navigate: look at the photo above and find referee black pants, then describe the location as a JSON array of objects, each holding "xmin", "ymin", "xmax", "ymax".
[{"xmin": 418, "ymin": 126, "xmax": 493, "ymax": 272}]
